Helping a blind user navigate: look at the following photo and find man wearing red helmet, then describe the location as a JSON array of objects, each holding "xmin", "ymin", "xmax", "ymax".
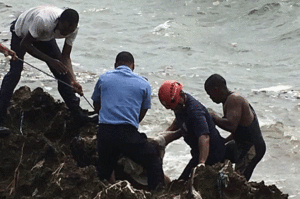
[{"xmin": 158, "ymin": 80, "xmax": 226, "ymax": 180}]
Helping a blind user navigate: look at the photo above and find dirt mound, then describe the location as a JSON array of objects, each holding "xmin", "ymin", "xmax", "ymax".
[{"xmin": 0, "ymin": 86, "xmax": 289, "ymax": 199}]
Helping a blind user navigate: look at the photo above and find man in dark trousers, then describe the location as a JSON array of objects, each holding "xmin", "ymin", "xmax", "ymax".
[
  {"xmin": 91, "ymin": 51, "xmax": 164, "ymax": 190},
  {"xmin": 158, "ymin": 80, "xmax": 225, "ymax": 181},
  {"xmin": 0, "ymin": 6, "xmax": 94, "ymax": 137},
  {"xmin": 204, "ymin": 74, "xmax": 266, "ymax": 181}
]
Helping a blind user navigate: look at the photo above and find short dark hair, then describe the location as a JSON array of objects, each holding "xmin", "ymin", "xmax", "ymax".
[
  {"xmin": 204, "ymin": 74, "xmax": 227, "ymax": 89},
  {"xmin": 59, "ymin": 8, "xmax": 79, "ymax": 24},
  {"xmin": 115, "ymin": 51, "xmax": 134, "ymax": 67}
]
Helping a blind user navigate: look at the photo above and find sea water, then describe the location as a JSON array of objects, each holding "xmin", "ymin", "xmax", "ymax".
[{"xmin": 0, "ymin": 0, "xmax": 299, "ymax": 197}]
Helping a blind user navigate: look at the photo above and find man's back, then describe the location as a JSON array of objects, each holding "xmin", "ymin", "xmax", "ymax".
[
  {"xmin": 15, "ymin": 6, "xmax": 62, "ymax": 39},
  {"xmin": 94, "ymin": 66, "xmax": 151, "ymax": 128},
  {"xmin": 175, "ymin": 93, "xmax": 225, "ymax": 165},
  {"xmin": 223, "ymin": 93, "xmax": 255, "ymax": 127}
]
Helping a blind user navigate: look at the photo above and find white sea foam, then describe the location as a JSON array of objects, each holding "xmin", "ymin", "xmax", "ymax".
[{"xmin": 252, "ymin": 85, "xmax": 293, "ymax": 93}]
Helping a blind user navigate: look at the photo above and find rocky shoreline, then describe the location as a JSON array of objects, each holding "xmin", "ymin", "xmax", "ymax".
[{"xmin": 0, "ymin": 86, "xmax": 288, "ymax": 199}]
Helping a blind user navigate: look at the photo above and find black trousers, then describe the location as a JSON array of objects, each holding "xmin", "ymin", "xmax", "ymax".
[
  {"xmin": 0, "ymin": 20, "xmax": 80, "ymax": 124},
  {"xmin": 225, "ymin": 140, "xmax": 266, "ymax": 181},
  {"xmin": 97, "ymin": 124, "xmax": 164, "ymax": 190}
]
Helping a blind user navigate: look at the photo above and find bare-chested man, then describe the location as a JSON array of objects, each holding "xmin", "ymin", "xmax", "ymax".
[{"xmin": 204, "ymin": 74, "xmax": 266, "ymax": 181}]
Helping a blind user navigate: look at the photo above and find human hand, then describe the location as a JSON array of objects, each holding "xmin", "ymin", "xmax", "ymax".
[
  {"xmin": 4, "ymin": 50, "xmax": 18, "ymax": 61},
  {"xmin": 71, "ymin": 81, "xmax": 83, "ymax": 96},
  {"xmin": 207, "ymin": 108, "xmax": 217, "ymax": 116},
  {"xmin": 153, "ymin": 134, "xmax": 166, "ymax": 148},
  {"xmin": 47, "ymin": 59, "xmax": 69, "ymax": 75},
  {"xmin": 207, "ymin": 108, "xmax": 220, "ymax": 121},
  {"xmin": 197, "ymin": 163, "xmax": 205, "ymax": 168}
]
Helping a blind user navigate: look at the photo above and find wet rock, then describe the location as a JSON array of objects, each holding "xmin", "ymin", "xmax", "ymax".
[{"xmin": 0, "ymin": 86, "xmax": 289, "ymax": 199}]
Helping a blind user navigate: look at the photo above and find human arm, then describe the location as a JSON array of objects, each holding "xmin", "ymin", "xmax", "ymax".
[
  {"xmin": 93, "ymin": 101, "xmax": 101, "ymax": 114},
  {"xmin": 20, "ymin": 32, "xmax": 68, "ymax": 74},
  {"xmin": 91, "ymin": 79, "xmax": 101, "ymax": 114},
  {"xmin": 140, "ymin": 82, "xmax": 152, "ymax": 123},
  {"xmin": 0, "ymin": 43, "xmax": 17, "ymax": 60},
  {"xmin": 139, "ymin": 108, "xmax": 148, "ymax": 122},
  {"xmin": 61, "ymin": 42, "xmax": 76, "ymax": 82},
  {"xmin": 166, "ymin": 118, "xmax": 181, "ymax": 131},
  {"xmin": 198, "ymin": 134, "xmax": 210, "ymax": 164},
  {"xmin": 161, "ymin": 129, "xmax": 183, "ymax": 146},
  {"xmin": 211, "ymin": 95, "xmax": 243, "ymax": 133},
  {"xmin": 61, "ymin": 42, "xmax": 83, "ymax": 96}
]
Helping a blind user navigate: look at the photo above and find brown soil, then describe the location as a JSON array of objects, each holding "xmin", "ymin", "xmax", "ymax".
[{"xmin": 0, "ymin": 86, "xmax": 289, "ymax": 199}]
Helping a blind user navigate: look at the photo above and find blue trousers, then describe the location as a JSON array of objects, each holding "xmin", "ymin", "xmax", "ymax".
[
  {"xmin": 0, "ymin": 21, "xmax": 80, "ymax": 124},
  {"xmin": 97, "ymin": 124, "xmax": 165, "ymax": 190}
]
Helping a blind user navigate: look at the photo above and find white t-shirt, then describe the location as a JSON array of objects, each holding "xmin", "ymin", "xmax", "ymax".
[{"xmin": 15, "ymin": 6, "xmax": 78, "ymax": 46}]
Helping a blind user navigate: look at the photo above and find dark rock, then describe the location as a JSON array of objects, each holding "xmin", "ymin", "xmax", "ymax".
[{"xmin": 0, "ymin": 86, "xmax": 289, "ymax": 199}]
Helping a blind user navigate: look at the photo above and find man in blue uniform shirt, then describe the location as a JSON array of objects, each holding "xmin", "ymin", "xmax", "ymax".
[
  {"xmin": 91, "ymin": 51, "xmax": 164, "ymax": 190},
  {"xmin": 157, "ymin": 80, "xmax": 225, "ymax": 180}
]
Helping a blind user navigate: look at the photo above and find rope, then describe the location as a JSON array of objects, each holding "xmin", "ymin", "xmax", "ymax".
[{"xmin": 18, "ymin": 58, "xmax": 94, "ymax": 110}]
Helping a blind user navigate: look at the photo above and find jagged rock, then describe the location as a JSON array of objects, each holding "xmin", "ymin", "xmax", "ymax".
[{"xmin": 0, "ymin": 86, "xmax": 289, "ymax": 199}]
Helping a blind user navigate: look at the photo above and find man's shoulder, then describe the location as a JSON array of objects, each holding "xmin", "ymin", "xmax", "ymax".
[
  {"xmin": 227, "ymin": 93, "xmax": 246, "ymax": 104},
  {"xmin": 224, "ymin": 93, "xmax": 250, "ymax": 113},
  {"xmin": 186, "ymin": 93, "xmax": 207, "ymax": 114},
  {"xmin": 186, "ymin": 93, "xmax": 204, "ymax": 107}
]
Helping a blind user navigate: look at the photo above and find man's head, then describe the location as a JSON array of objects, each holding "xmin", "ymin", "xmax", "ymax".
[
  {"xmin": 115, "ymin": 51, "xmax": 135, "ymax": 70},
  {"xmin": 57, "ymin": 8, "xmax": 79, "ymax": 36},
  {"xmin": 204, "ymin": 74, "xmax": 228, "ymax": 104},
  {"xmin": 158, "ymin": 80, "xmax": 184, "ymax": 110}
]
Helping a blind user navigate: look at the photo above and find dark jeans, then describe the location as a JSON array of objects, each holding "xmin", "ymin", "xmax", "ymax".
[
  {"xmin": 97, "ymin": 124, "xmax": 164, "ymax": 190},
  {"xmin": 0, "ymin": 21, "xmax": 80, "ymax": 124}
]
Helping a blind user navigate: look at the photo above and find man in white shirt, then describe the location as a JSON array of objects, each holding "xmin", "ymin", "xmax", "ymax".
[{"xmin": 0, "ymin": 6, "xmax": 92, "ymax": 137}]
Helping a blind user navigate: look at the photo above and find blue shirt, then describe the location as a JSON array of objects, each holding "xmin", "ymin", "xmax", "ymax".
[
  {"xmin": 175, "ymin": 93, "xmax": 225, "ymax": 165},
  {"xmin": 91, "ymin": 65, "xmax": 151, "ymax": 128}
]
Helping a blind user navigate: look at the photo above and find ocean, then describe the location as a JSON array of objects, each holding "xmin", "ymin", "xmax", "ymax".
[{"xmin": 0, "ymin": 0, "xmax": 299, "ymax": 197}]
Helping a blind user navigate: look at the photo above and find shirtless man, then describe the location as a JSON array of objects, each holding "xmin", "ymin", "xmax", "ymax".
[{"xmin": 204, "ymin": 74, "xmax": 266, "ymax": 181}]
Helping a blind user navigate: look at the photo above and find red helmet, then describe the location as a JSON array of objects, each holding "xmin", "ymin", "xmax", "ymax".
[{"xmin": 158, "ymin": 80, "xmax": 183, "ymax": 109}]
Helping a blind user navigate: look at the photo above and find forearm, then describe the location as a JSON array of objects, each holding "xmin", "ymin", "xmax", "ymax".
[
  {"xmin": 162, "ymin": 129, "xmax": 182, "ymax": 146},
  {"xmin": 213, "ymin": 115, "xmax": 236, "ymax": 133},
  {"xmin": 60, "ymin": 56, "xmax": 76, "ymax": 82},
  {"xmin": 61, "ymin": 43, "xmax": 76, "ymax": 82},
  {"xmin": 166, "ymin": 119, "xmax": 180, "ymax": 131},
  {"xmin": 198, "ymin": 135, "xmax": 210, "ymax": 164},
  {"xmin": 93, "ymin": 101, "xmax": 101, "ymax": 113},
  {"xmin": 139, "ymin": 108, "xmax": 148, "ymax": 123}
]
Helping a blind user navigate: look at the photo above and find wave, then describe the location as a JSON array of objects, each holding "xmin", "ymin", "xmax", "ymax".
[{"xmin": 248, "ymin": 3, "xmax": 280, "ymax": 16}]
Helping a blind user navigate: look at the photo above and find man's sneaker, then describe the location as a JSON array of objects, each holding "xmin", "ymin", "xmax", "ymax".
[{"xmin": 0, "ymin": 126, "xmax": 11, "ymax": 138}]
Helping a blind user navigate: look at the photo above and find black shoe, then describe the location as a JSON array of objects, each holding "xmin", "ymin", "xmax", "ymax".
[
  {"xmin": 0, "ymin": 126, "xmax": 11, "ymax": 138},
  {"xmin": 72, "ymin": 109, "xmax": 98, "ymax": 126}
]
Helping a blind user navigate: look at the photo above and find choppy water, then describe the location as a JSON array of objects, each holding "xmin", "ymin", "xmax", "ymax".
[{"xmin": 1, "ymin": 0, "xmax": 300, "ymax": 197}]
